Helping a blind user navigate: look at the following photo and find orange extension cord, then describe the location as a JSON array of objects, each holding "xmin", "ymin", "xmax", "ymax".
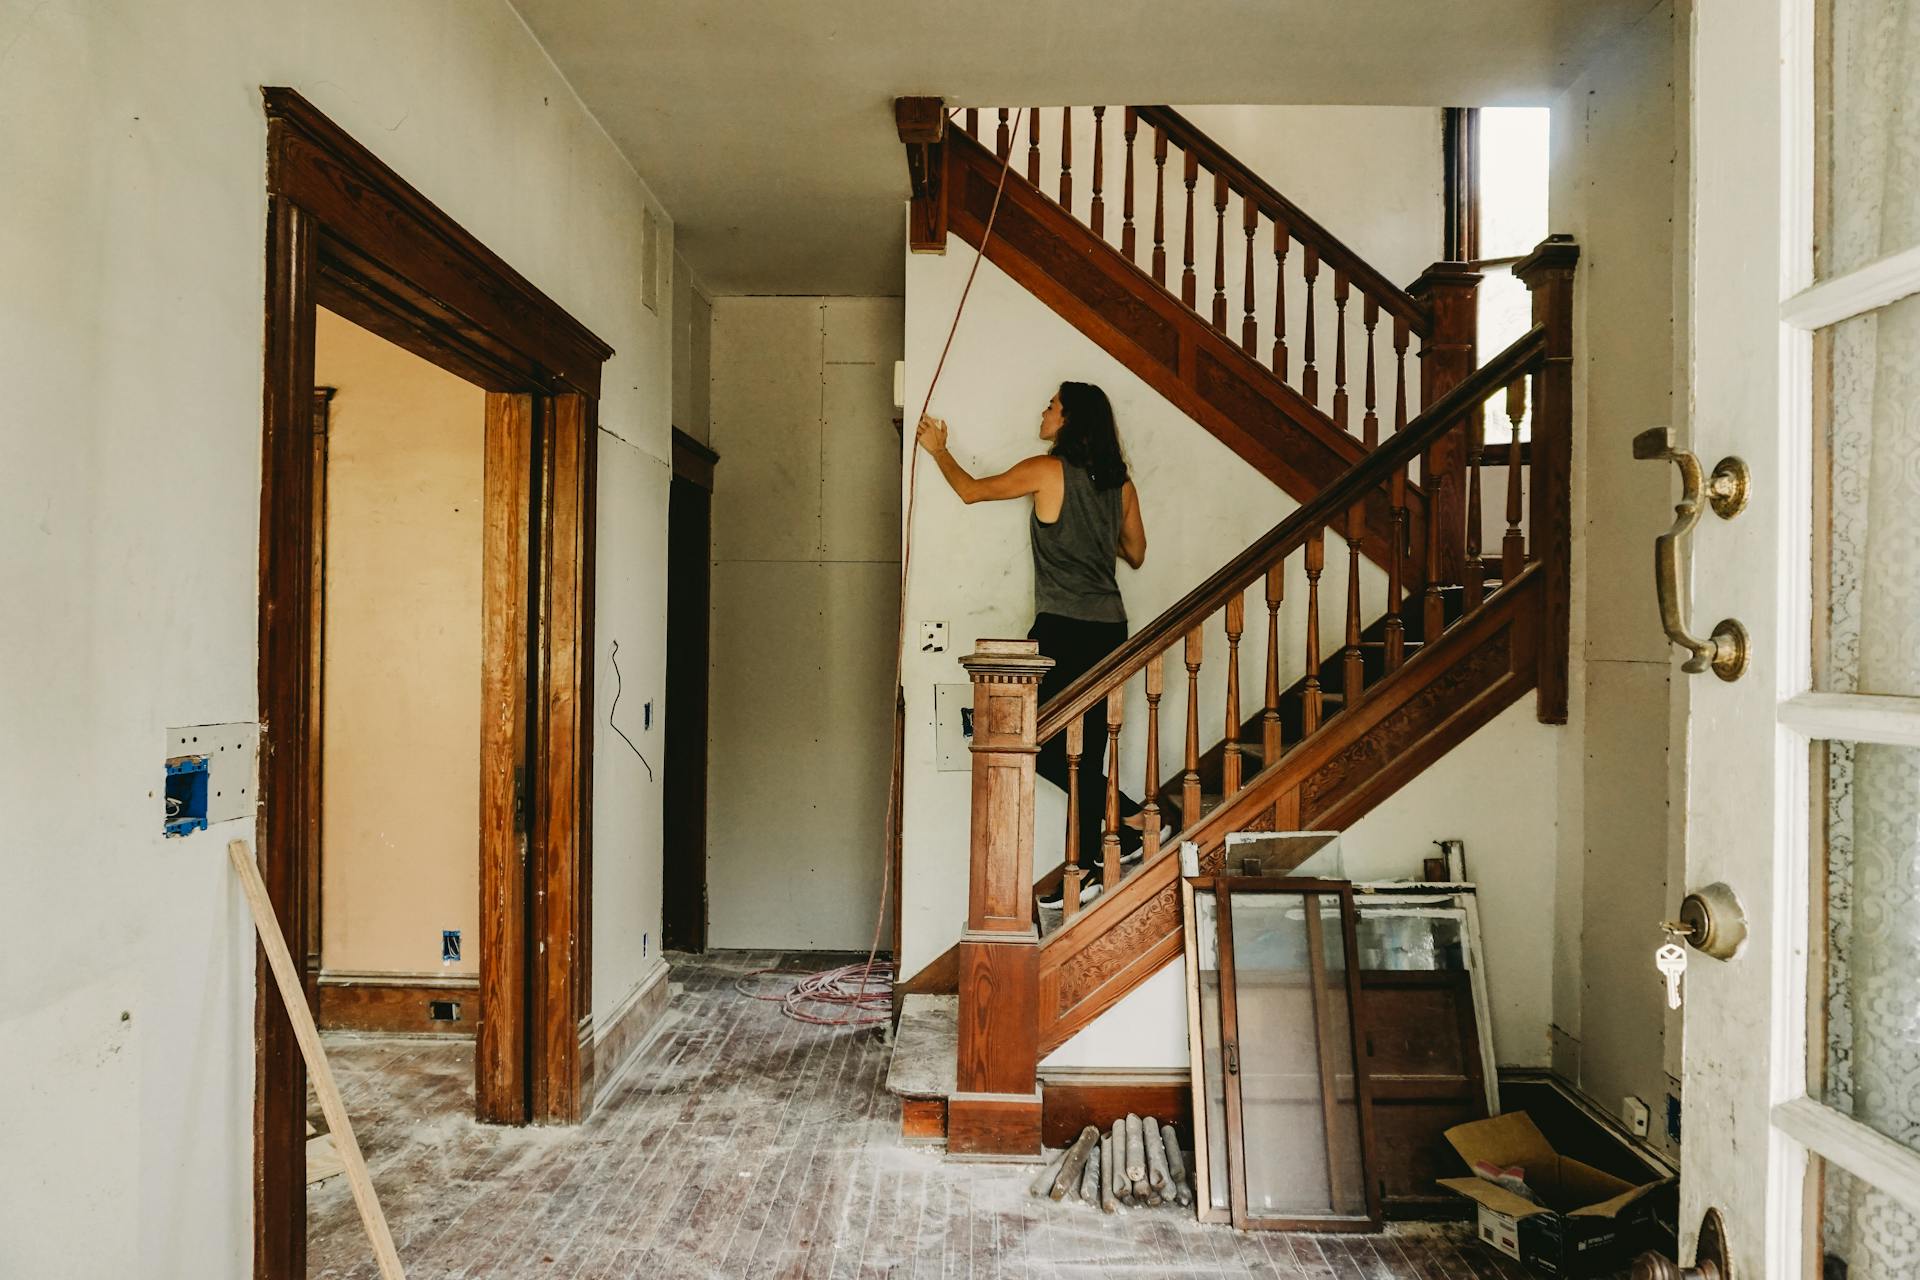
[{"xmin": 740, "ymin": 109, "xmax": 1029, "ymax": 1027}]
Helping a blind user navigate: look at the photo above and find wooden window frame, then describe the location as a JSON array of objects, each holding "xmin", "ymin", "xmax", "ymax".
[{"xmin": 257, "ymin": 88, "xmax": 611, "ymax": 1279}]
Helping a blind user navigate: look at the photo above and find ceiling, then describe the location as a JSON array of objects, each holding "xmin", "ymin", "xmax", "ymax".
[{"xmin": 512, "ymin": 1, "xmax": 1659, "ymax": 297}]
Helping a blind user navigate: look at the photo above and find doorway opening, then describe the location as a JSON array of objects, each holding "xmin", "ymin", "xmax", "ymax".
[
  {"xmin": 256, "ymin": 88, "xmax": 611, "ymax": 1279},
  {"xmin": 663, "ymin": 429, "xmax": 718, "ymax": 952}
]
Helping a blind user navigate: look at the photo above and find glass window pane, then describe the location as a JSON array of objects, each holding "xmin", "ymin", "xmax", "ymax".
[
  {"xmin": 1812, "ymin": 1157, "xmax": 1920, "ymax": 1277},
  {"xmin": 1814, "ymin": 740, "xmax": 1920, "ymax": 1163},
  {"xmin": 1479, "ymin": 109, "xmax": 1550, "ymax": 261},
  {"xmin": 1816, "ymin": 0, "xmax": 1920, "ymax": 280},
  {"xmin": 1815, "ymin": 293, "xmax": 1920, "ymax": 697},
  {"xmin": 1192, "ymin": 890, "xmax": 1231, "ymax": 1214},
  {"xmin": 1228, "ymin": 890, "xmax": 1369, "ymax": 1221},
  {"xmin": 1355, "ymin": 909, "xmax": 1468, "ymax": 971}
]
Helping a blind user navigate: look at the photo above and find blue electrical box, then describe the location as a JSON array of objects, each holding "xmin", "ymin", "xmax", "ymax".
[{"xmin": 164, "ymin": 756, "xmax": 210, "ymax": 837}]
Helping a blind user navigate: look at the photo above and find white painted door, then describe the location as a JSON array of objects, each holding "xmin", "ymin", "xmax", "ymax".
[{"xmin": 1685, "ymin": 0, "xmax": 1920, "ymax": 1274}]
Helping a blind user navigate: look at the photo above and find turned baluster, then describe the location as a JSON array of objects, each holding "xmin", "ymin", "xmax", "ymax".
[
  {"xmin": 1181, "ymin": 150, "xmax": 1199, "ymax": 309},
  {"xmin": 1152, "ymin": 126, "xmax": 1168, "ymax": 286},
  {"xmin": 1503, "ymin": 374, "xmax": 1528, "ymax": 580},
  {"xmin": 1211, "ymin": 172, "xmax": 1229, "ymax": 331},
  {"xmin": 1058, "ymin": 107, "xmax": 1074, "ymax": 212},
  {"xmin": 996, "ymin": 108, "xmax": 1010, "ymax": 159},
  {"xmin": 1262, "ymin": 564, "xmax": 1285, "ymax": 761},
  {"xmin": 1062, "ymin": 718, "xmax": 1084, "ymax": 922},
  {"xmin": 1302, "ymin": 530, "xmax": 1325, "ymax": 734},
  {"xmin": 1272, "ymin": 223, "xmax": 1290, "ymax": 378},
  {"xmin": 1121, "ymin": 109, "xmax": 1138, "ymax": 261},
  {"xmin": 1241, "ymin": 196, "xmax": 1258, "ymax": 355},
  {"xmin": 1182, "ymin": 628, "xmax": 1203, "ymax": 822},
  {"xmin": 966, "ymin": 107, "xmax": 979, "ymax": 138},
  {"xmin": 1464, "ymin": 405, "xmax": 1485, "ymax": 612},
  {"xmin": 1393, "ymin": 315, "xmax": 1410, "ymax": 433},
  {"xmin": 1101, "ymin": 688, "xmax": 1124, "ymax": 892},
  {"xmin": 1301, "ymin": 245, "xmax": 1321, "ymax": 406},
  {"xmin": 1423, "ymin": 446, "xmax": 1450, "ymax": 640},
  {"xmin": 1090, "ymin": 106, "xmax": 1106, "ymax": 237},
  {"xmin": 1222, "ymin": 593, "xmax": 1245, "ymax": 796},
  {"xmin": 1343, "ymin": 505, "xmax": 1365, "ymax": 699},
  {"xmin": 1332, "ymin": 270, "xmax": 1350, "ymax": 432},
  {"xmin": 1362, "ymin": 298, "xmax": 1380, "ymax": 449},
  {"xmin": 1386, "ymin": 468, "xmax": 1408, "ymax": 670},
  {"xmin": 1028, "ymin": 108, "xmax": 1041, "ymax": 185},
  {"xmin": 1141, "ymin": 655, "xmax": 1164, "ymax": 856}
]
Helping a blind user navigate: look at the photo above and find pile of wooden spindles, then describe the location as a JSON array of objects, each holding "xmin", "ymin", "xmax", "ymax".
[{"xmin": 1027, "ymin": 1113, "xmax": 1194, "ymax": 1213}]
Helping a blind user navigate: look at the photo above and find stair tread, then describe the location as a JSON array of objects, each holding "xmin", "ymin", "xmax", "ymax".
[{"xmin": 885, "ymin": 994, "xmax": 957, "ymax": 1099}]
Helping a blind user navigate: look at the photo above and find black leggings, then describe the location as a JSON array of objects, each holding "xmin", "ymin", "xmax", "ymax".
[{"xmin": 1029, "ymin": 612, "xmax": 1143, "ymax": 874}]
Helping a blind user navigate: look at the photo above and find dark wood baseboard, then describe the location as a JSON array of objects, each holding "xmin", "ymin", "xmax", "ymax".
[
  {"xmin": 316, "ymin": 973, "xmax": 479, "ymax": 1037},
  {"xmin": 946, "ymin": 1090, "xmax": 1043, "ymax": 1157},
  {"xmin": 593, "ymin": 961, "xmax": 672, "ymax": 1106},
  {"xmin": 1038, "ymin": 1071, "xmax": 1193, "ymax": 1149},
  {"xmin": 900, "ymin": 1096, "xmax": 948, "ymax": 1145}
]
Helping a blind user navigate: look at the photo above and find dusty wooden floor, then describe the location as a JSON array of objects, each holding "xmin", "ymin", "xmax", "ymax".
[{"xmin": 310, "ymin": 950, "xmax": 1538, "ymax": 1280}]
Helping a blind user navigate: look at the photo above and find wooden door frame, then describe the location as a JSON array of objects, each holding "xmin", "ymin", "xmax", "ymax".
[
  {"xmin": 256, "ymin": 88, "xmax": 610, "ymax": 1280},
  {"xmin": 663, "ymin": 428, "xmax": 717, "ymax": 951}
]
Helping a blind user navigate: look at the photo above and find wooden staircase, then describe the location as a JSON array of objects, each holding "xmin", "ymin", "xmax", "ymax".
[{"xmin": 895, "ymin": 99, "xmax": 1577, "ymax": 1156}]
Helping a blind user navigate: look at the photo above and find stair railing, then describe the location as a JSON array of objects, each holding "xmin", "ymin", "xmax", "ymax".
[
  {"xmin": 955, "ymin": 105, "xmax": 1434, "ymax": 441},
  {"xmin": 1030, "ymin": 236, "xmax": 1579, "ymax": 917}
]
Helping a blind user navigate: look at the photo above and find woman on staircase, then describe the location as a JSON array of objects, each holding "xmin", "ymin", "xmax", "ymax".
[{"xmin": 917, "ymin": 381, "xmax": 1152, "ymax": 909}]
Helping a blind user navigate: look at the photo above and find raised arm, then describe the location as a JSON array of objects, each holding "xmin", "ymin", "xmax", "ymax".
[
  {"xmin": 1118, "ymin": 480, "xmax": 1147, "ymax": 568},
  {"xmin": 916, "ymin": 415, "xmax": 1055, "ymax": 505}
]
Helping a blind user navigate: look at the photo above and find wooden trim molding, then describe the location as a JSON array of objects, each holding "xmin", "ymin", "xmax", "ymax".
[
  {"xmin": 670, "ymin": 427, "xmax": 719, "ymax": 489},
  {"xmin": 257, "ymin": 88, "xmax": 610, "ymax": 1280},
  {"xmin": 316, "ymin": 973, "xmax": 480, "ymax": 1037},
  {"xmin": 1038, "ymin": 1072, "xmax": 1193, "ymax": 1149},
  {"xmin": 593, "ymin": 962, "xmax": 673, "ymax": 1106}
]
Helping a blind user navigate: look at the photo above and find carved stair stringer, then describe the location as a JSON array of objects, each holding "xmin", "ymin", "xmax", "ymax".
[
  {"xmin": 944, "ymin": 127, "xmax": 1426, "ymax": 577},
  {"xmin": 1033, "ymin": 567, "xmax": 1542, "ymax": 1057}
]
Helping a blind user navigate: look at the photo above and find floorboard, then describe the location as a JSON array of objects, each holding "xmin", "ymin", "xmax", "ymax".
[{"xmin": 309, "ymin": 950, "xmax": 1565, "ymax": 1279}]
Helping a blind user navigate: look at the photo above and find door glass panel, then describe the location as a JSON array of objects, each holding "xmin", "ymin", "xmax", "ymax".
[
  {"xmin": 1228, "ymin": 890, "xmax": 1368, "ymax": 1220},
  {"xmin": 1814, "ymin": 740, "xmax": 1920, "ymax": 1160},
  {"xmin": 1813, "ymin": 1157, "xmax": 1920, "ymax": 1278},
  {"xmin": 1355, "ymin": 908, "xmax": 1468, "ymax": 971},
  {"xmin": 1192, "ymin": 890, "xmax": 1231, "ymax": 1214},
  {"xmin": 1816, "ymin": 0, "xmax": 1920, "ymax": 280},
  {"xmin": 1815, "ymin": 294, "xmax": 1920, "ymax": 696}
]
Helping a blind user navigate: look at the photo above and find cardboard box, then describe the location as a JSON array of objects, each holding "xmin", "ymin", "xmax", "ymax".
[{"xmin": 1439, "ymin": 1113, "xmax": 1671, "ymax": 1278}]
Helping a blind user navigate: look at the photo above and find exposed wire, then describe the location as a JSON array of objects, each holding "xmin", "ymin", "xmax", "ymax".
[
  {"xmin": 734, "ymin": 959, "xmax": 897, "ymax": 1027},
  {"xmin": 607, "ymin": 639, "xmax": 654, "ymax": 781}
]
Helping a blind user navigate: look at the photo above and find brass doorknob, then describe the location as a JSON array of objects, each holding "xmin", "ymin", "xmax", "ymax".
[{"xmin": 1632, "ymin": 1252, "xmax": 1721, "ymax": 1280}]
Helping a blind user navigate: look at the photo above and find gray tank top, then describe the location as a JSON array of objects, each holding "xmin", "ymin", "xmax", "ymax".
[{"xmin": 1032, "ymin": 461, "xmax": 1127, "ymax": 623}]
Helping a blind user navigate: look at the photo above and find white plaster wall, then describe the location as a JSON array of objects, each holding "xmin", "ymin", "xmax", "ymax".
[
  {"xmin": 672, "ymin": 251, "xmax": 715, "ymax": 444},
  {"xmin": 706, "ymin": 297, "xmax": 903, "ymax": 950},
  {"xmin": 0, "ymin": 4, "xmax": 673, "ymax": 1274},
  {"xmin": 1545, "ymin": 0, "xmax": 1688, "ymax": 1158}
]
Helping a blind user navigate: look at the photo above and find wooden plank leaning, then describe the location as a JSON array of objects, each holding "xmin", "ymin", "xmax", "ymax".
[{"xmin": 229, "ymin": 838, "xmax": 407, "ymax": 1280}]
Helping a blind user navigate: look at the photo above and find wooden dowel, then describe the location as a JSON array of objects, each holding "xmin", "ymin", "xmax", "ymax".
[
  {"xmin": 1100, "ymin": 1134, "xmax": 1119, "ymax": 1212},
  {"xmin": 1145, "ymin": 1116, "xmax": 1171, "ymax": 1192},
  {"xmin": 1059, "ymin": 106, "xmax": 1073, "ymax": 211},
  {"xmin": 1362, "ymin": 296, "xmax": 1380, "ymax": 448},
  {"xmin": 1272, "ymin": 222, "xmax": 1290, "ymax": 378},
  {"xmin": 1394, "ymin": 316, "xmax": 1410, "ymax": 431},
  {"xmin": 1302, "ymin": 245, "xmax": 1321, "ymax": 406},
  {"xmin": 1181, "ymin": 149, "xmax": 1199, "ymax": 309},
  {"xmin": 1152, "ymin": 126, "xmax": 1168, "ymax": 285},
  {"xmin": 1109, "ymin": 1119, "xmax": 1130, "ymax": 1199},
  {"xmin": 1163, "ymin": 1126, "xmax": 1194, "ymax": 1206},
  {"xmin": 996, "ymin": 107, "xmax": 1010, "ymax": 160},
  {"xmin": 1211, "ymin": 171, "xmax": 1229, "ymax": 331},
  {"xmin": 1078, "ymin": 1141, "xmax": 1102, "ymax": 1203},
  {"xmin": 1333, "ymin": 270, "xmax": 1350, "ymax": 431},
  {"xmin": 1222, "ymin": 594, "xmax": 1244, "ymax": 796},
  {"xmin": 1090, "ymin": 105, "xmax": 1106, "ymax": 236},
  {"xmin": 1124, "ymin": 1113, "xmax": 1148, "ymax": 1182},
  {"xmin": 1028, "ymin": 108, "xmax": 1041, "ymax": 185},
  {"xmin": 1030, "ymin": 1145, "xmax": 1070, "ymax": 1196},
  {"xmin": 1343, "ymin": 505, "xmax": 1365, "ymax": 698},
  {"xmin": 1182, "ymin": 628, "xmax": 1203, "ymax": 822},
  {"xmin": 1141, "ymin": 655, "xmax": 1163, "ymax": 855},
  {"xmin": 1262, "ymin": 564, "xmax": 1284, "ymax": 761},
  {"xmin": 227, "ymin": 840, "xmax": 406, "ymax": 1280},
  {"xmin": 1062, "ymin": 718, "xmax": 1084, "ymax": 923},
  {"xmin": 1504, "ymin": 375, "xmax": 1527, "ymax": 579},
  {"xmin": 1101, "ymin": 688, "xmax": 1124, "ymax": 891},
  {"xmin": 1051, "ymin": 1125, "xmax": 1101, "ymax": 1200},
  {"xmin": 1241, "ymin": 195, "xmax": 1258, "ymax": 355},
  {"xmin": 1303, "ymin": 530, "xmax": 1324, "ymax": 733},
  {"xmin": 1121, "ymin": 108, "xmax": 1138, "ymax": 261}
]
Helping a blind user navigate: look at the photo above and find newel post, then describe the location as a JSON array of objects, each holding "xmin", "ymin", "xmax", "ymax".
[
  {"xmin": 895, "ymin": 97, "xmax": 948, "ymax": 254},
  {"xmin": 1407, "ymin": 264, "xmax": 1481, "ymax": 595},
  {"xmin": 951, "ymin": 639, "xmax": 1052, "ymax": 1156},
  {"xmin": 1515, "ymin": 235, "xmax": 1580, "ymax": 724}
]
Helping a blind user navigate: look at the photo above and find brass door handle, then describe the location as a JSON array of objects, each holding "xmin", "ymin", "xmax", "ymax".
[{"xmin": 1633, "ymin": 428, "xmax": 1750, "ymax": 681}]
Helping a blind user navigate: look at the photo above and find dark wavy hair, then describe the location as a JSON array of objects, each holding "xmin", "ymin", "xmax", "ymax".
[{"xmin": 1050, "ymin": 381, "xmax": 1128, "ymax": 491}]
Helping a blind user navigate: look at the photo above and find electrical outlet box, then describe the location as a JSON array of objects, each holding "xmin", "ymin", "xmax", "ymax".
[
  {"xmin": 441, "ymin": 929, "xmax": 462, "ymax": 965},
  {"xmin": 1623, "ymin": 1095, "xmax": 1650, "ymax": 1137},
  {"xmin": 919, "ymin": 621, "xmax": 949, "ymax": 653},
  {"xmin": 643, "ymin": 700, "xmax": 654, "ymax": 731},
  {"xmin": 165, "ymin": 722, "xmax": 259, "ymax": 833},
  {"xmin": 429, "ymin": 999, "xmax": 462, "ymax": 1023},
  {"xmin": 1666, "ymin": 1093, "xmax": 1682, "ymax": 1142}
]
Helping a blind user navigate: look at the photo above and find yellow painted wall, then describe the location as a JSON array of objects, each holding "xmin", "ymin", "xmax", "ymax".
[{"xmin": 316, "ymin": 308, "xmax": 485, "ymax": 977}]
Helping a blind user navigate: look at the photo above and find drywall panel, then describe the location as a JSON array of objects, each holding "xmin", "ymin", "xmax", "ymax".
[
  {"xmin": 822, "ymin": 361, "xmax": 904, "ymax": 563},
  {"xmin": 1040, "ymin": 958, "xmax": 1189, "ymax": 1071},
  {"xmin": 709, "ymin": 298, "xmax": 827, "ymax": 562},
  {"xmin": 706, "ymin": 559, "xmax": 896, "ymax": 949},
  {"xmin": 0, "ymin": 3, "xmax": 675, "ymax": 1270},
  {"xmin": 316, "ymin": 309, "xmax": 485, "ymax": 978}
]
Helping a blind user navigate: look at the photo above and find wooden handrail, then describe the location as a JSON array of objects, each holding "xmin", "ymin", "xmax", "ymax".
[
  {"xmin": 1036, "ymin": 324, "xmax": 1547, "ymax": 740},
  {"xmin": 1133, "ymin": 106, "xmax": 1432, "ymax": 337}
]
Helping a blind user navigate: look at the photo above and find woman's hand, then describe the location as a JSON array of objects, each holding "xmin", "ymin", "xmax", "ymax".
[{"xmin": 916, "ymin": 414, "xmax": 948, "ymax": 455}]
